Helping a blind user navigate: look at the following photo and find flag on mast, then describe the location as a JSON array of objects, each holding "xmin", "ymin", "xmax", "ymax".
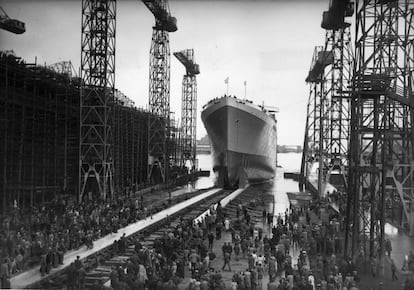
[{"xmin": 225, "ymin": 77, "xmax": 229, "ymax": 94}]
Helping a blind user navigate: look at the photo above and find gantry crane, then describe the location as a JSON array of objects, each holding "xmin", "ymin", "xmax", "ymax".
[
  {"xmin": 142, "ymin": 0, "xmax": 177, "ymax": 183},
  {"xmin": 0, "ymin": 7, "xmax": 25, "ymax": 34},
  {"xmin": 174, "ymin": 49, "xmax": 200, "ymax": 171},
  {"xmin": 79, "ymin": 0, "xmax": 116, "ymax": 201},
  {"xmin": 301, "ymin": 47, "xmax": 333, "ymax": 190},
  {"xmin": 345, "ymin": 0, "xmax": 414, "ymax": 265},
  {"xmin": 301, "ymin": 0, "xmax": 354, "ymax": 196},
  {"xmin": 319, "ymin": 0, "xmax": 353, "ymax": 195}
]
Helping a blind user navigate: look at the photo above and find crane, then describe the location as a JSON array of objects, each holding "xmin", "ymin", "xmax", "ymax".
[
  {"xmin": 143, "ymin": 0, "xmax": 177, "ymax": 183},
  {"xmin": 345, "ymin": 0, "xmax": 414, "ymax": 264},
  {"xmin": 301, "ymin": 0, "xmax": 353, "ymax": 198},
  {"xmin": 174, "ymin": 49, "xmax": 200, "ymax": 76},
  {"xmin": 79, "ymin": 0, "xmax": 116, "ymax": 201},
  {"xmin": 321, "ymin": 0, "xmax": 353, "ymax": 30},
  {"xmin": 141, "ymin": 0, "xmax": 177, "ymax": 32},
  {"xmin": 174, "ymin": 49, "xmax": 200, "ymax": 171},
  {"xmin": 0, "ymin": 7, "xmax": 25, "ymax": 34}
]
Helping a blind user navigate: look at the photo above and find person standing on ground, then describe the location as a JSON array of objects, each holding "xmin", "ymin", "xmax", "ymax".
[
  {"xmin": 257, "ymin": 262, "xmax": 264, "ymax": 289},
  {"xmin": 208, "ymin": 231, "xmax": 215, "ymax": 250},
  {"xmin": 222, "ymin": 251, "xmax": 231, "ymax": 272},
  {"xmin": 0, "ymin": 258, "xmax": 10, "ymax": 289},
  {"xmin": 67, "ymin": 263, "xmax": 77, "ymax": 290},
  {"xmin": 267, "ymin": 212, "xmax": 273, "ymax": 228},
  {"xmin": 244, "ymin": 268, "xmax": 252, "ymax": 290},
  {"xmin": 78, "ymin": 266, "xmax": 86, "ymax": 290},
  {"xmin": 216, "ymin": 222, "xmax": 222, "ymax": 240},
  {"xmin": 222, "ymin": 242, "xmax": 227, "ymax": 259},
  {"xmin": 234, "ymin": 241, "xmax": 241, "ymax": 261},
  {"xmin": 385, "ymin": 238, "xmax": 392, "ymax": 257},
  {"xmin": 251, "ymin": 265, "xmax": 258, "ymax": 290},
  {"xmin": 241, "ymin": 238, "xmax": 248, "ymax": 259},
  {"xmin": 227, "ymin": 242, "xmax": 233, "ymax": 259}
]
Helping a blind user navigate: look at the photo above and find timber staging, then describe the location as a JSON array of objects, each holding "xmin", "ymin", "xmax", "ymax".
[{"xmin": 0, "ymin": 52, "xmax": 183, "ymax": 210}]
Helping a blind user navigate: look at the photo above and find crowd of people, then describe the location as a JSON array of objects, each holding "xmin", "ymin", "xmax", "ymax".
[
  {"xmin": 0, "ymin": 192, "xmax": 165, "ymax": 288},
  {"xmin": 91, "ymin": 192, "xmax": 355, "ymax": 289},
  {"xmin": 108, "ymin": 215, "xmax": 211, "ymax": 289},
  {"xmin": 183, "ymin": 193, "xmax": 414, "ymax": 289},
  {"xmin": 2, "ymin": 186, "xmax": 414, "ymax": 289},
  {"xmin": 98, "ymin": 201, "xmax": 235, "ymax": 289}
]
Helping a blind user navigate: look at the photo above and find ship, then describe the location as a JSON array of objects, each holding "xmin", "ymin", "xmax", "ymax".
[{"xmin": 201, "ymin": 95, "xmax": 277, "ymax": 188}]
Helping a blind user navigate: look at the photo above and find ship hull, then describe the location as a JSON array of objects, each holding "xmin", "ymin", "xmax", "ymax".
[{"xmin": 201, "ymin": 97, "xmax": 277, "ymax": 188}]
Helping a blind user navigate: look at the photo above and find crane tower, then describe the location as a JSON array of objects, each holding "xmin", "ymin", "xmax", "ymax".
[
  {"xmin": 317, "ymin": 0, "xmax": 354, "ymax": 195},
  {"xmin": 345, "ymin": 0, "xmax": 414, "ymax": 263},
  {"xmin": 301, "ymin": 0, "xmax": 354, "ymax": 195},
  {"xmin": 142, "ymin": 0, "xmax": 177, "ymax": 183},
  {"xmin": 301, "ymin": 46, "xmax": 328, "ymax": 189},
  {"xmin": 79, "ymin": 0, "xmax": 116, "ymax": 201},
  {"xmin": 174, "ymin": 49, "xmax": 200, "ymax": 171}
]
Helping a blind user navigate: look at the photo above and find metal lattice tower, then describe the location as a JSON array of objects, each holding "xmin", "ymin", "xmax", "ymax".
[
  {"xmin": 301, "ymin": 46, "xmax": 325, "ymax": 188},
  {"xmin": 319, "ymin": 2, "xmax": 354, "ymax": 194},
  {"xmin": 345, "ymin": 0, "xmax": 414, "ymax": 263},
  {"xmin": 301, "ymin": 1, "xmax": 354, "ymax": 195},
  {"xmin": 142, "ymin": 0, "xmax": 177, "ymax": 183},
  {"xmin": 79, "ymin": 0, "xmax": 116, "ymax": 201},
  {"xmin": 174, "ymin": 49, "xmax": 200, "ymax": 171}
]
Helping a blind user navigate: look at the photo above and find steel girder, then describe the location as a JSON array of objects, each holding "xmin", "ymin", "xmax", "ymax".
[
  {"xmin": 180, "ymin": 74, "xmax": 197, "ymax": 170},
  {"xmin": 301, "ymin": 27, "xmax": 353, "ymax": 196},
  {"xmin": 148, "ymin": 28, "xmax": 170, "ymax": 183},
  {"xmin": 319, "ymin": 28, "xmax": 353, "ymax": 195},
  {"xmin": 79, "ymin": 0, "xmax": 116, "ymax": 201},
  {"xmin": 345, "ymin": 1, "xmax": 414, "ymax": 263},
  {"xmin": 301, "ymin": 47, "xmax": 325, "ymax": 187}
]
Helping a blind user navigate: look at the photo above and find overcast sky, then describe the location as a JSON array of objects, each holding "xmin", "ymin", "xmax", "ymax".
[{"xmin": 0, "ymin": 0, "xmax": 328, "ymax": 145}]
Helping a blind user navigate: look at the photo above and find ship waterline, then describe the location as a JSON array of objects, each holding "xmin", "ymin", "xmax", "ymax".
[{"xmin": 201, "ymin": 96, "xmax": 277, "ymax": 188}]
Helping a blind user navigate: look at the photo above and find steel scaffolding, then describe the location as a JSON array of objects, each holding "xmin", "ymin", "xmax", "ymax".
[
  {"xmin": 167, "ymin": 112, "xmax": 180, "ymax": 168},
  {"xmin": 345, "ymin": 0, "xmax": 414, "ymax": 263},
  {"xmin": 114, "ymin": 90, "xmax": 149, "ymax": 195},
  {"xmin": 0, "ymin": 52, "xmax": 80, "ymax": 211},
  {"xmin": 144, "ymin": 0, "xmax": 177, "ymax": 183},
  {"xmin": 301, "ymin": 46, "xmax": 325, "ymax": 188},
  {"xmin": 148, "ymin": 29, "xmax": 170, "ymax": 183},
  {"xmin": 322, "ymin": 28, "xmax": 352, "ymax": 192},
  {"xmin": 79, "ymin": 0, "xmax": 116, "ymax": 201},
  {"xmin": 301, "ymin": 1, "xmax": 354, "ymax": 195},
  {"xmin": 319, "ymin": 9, "xmax": 354, "ymax": 194},
  {"xmin": 174, "ymin": 49, "xmax": 200, "ymax": 171}
]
